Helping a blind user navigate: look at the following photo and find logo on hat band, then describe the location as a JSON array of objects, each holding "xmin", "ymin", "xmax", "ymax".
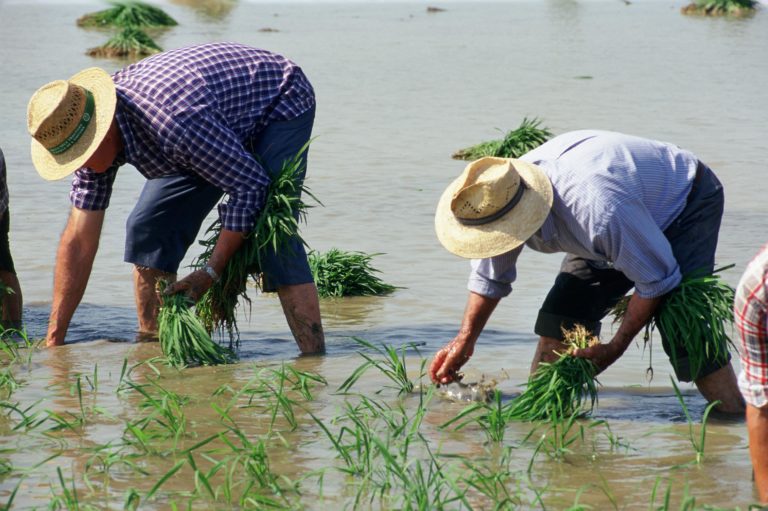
[
  {"xmin": 455, "ymin": 179, "xmax": 528, "ymax": 226},
  {"xmin": 48, "ymin": 89, "xmax": 95, "ymax": 155}
]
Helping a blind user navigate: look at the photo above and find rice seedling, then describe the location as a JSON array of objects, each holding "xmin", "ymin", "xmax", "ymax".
[
  {"xmin": 157, "ymin": 280, "xmax": 235, "ymax": 369},
  {"xmin": 451, "ymin": 117, "xmax": 552, "ymax": 161},
  {"xmin": 86, "ymin": 27, "xmax": 162, "ymax": 59},
  {"xmin": 124, "ymin": 377, "xmax": 190, "ymax": 448},
  {"xmin": 504, "ymin": 325, "xmax": 599, "ymax": 422},
  {"xmin": 308, "ymin": 249, "xmax": 398, "ymax": 298},
  {"xmin": 337, "ymin": 337, "xmax": 425, "ymax": 396},
  {"xmin": 441, "ymin": 389, "xmax": 508, "ymax": 443},
  {"xmin": 612, "ymin": 266, "xmax": 736, "ymax": 380},
  {"xmin": 681, "ymin": 0, "xmax": 757, "ymax": 16},
  {"xmin": 77, "ymin": 1, "xmax": 178, "ymax": 28},
  {"xmin": 459, "ymin": 446, "xmax": 521, "ymax": 510},
  {"xmin": 193, "ymin": 146, "xmax": 318, "ymax": 346},
  {"xmin": 670, "ymin": 377, "xmax": 719, "ymax": 465}
]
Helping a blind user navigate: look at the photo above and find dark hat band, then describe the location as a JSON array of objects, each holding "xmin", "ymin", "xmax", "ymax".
[{"xmin": 455, "ymin": 179, "xmax": 528, "ymax": 226}]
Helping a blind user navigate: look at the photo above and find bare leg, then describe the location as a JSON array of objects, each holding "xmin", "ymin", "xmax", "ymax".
[
  {"xmin": 0, "ymin": 270, "xmax": 22, "ymax": 329},
  {"xmin": 133, "ymin": 265, "xmax": 175, "ymax": 341},
  {"xmin": 277, "ymin": 282, "xmax": 325, "ymax": 354},
  {"xmin": 693, "ymin": 362, "xmax": 746, "ymax": 414},
  {"xmin": 747, "ymin": 404, "xmax": 768, "ymax": 504},
  {"xmin": 530, "ymin": 336, "xmax": 568, "ymax": 375}
]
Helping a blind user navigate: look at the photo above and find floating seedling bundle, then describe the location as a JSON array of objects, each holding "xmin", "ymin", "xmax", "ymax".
[
  {"xmin": 612, "ymin": 266, "xmax": 735, "ymax": 380},
  {"xmin": 86, "ymin": 28, "xmax": 162, "ymax": 58},
  {"xmin": 78, "ymin": 1, "xmax": 178, "ymax": 28},
  {"xmin": 681, "ymin": 0, "xmax": 757, "ymax": 16},
  {"xmin": 504, "ymin": 325, "xmax": 599, "ymax": 422},
  {"xmin": 308, "ymin": 249, "xmax": 397, "ymax": 298},
  {"xmin": 451, "ymin": 117, "xmax": 552, "ymax": 161},
  {"xmin": 193, "ymin": 147, "xmax": 317, "ymax": 347},
  {"xmin": 157, "ymin": 280, "xmax": 235, "ymax": 368}
]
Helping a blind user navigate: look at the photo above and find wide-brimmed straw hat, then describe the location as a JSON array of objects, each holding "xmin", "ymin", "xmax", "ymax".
[
  {"xmin": 27, "ymin": 67, "xmax": 116, "ymax": 181},
  {"xmin": 435, "ymin": 157, "xmax": 553, "ymax": 259}
]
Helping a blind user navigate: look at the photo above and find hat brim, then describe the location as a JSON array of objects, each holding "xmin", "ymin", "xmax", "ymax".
[
  {"xmin": 30, "ymin": 67, "xmax": 116, "ymax": 181},
  {"xmin": 435, "ymin": 159, "xmax": 553, "ymax": 259}
]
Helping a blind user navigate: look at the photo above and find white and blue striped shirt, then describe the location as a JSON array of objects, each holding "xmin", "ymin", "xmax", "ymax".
[{"xmin": 468, "ymin": 130, "xmax": 699, "ymax": 300}]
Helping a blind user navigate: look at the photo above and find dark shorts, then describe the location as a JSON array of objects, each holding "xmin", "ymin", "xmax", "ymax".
[
  {"xmin": 124, "ymin": 107, "xmax": 316, "ymax": 288},
  {"xmin": 534, "ymin": 162, "xmax": 727, "ymax": 381},
  {"xmin": 0, "ymin": 210, "xmax": 16, "ymax": 274}
]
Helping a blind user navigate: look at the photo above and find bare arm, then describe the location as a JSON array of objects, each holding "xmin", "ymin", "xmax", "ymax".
[
  {"xmin": 165, "ymin": 229, "xmax": 245, "ymax": 301},
  {"xmin": 573, "ymin": 293, "xmax": 662, "ymax": 371},
  {"xmin": 47, "ymin": 208, "xmax": 105, "ymax": 347},
  {"xmin": 429, "ymin": 291, "xmax": 500, "ymax": 384}
]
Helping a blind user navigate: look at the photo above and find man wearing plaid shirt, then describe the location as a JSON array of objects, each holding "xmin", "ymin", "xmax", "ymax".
[
  {"xmin": 735, "ymin": 243, "xmax": 768, "ymax": 503},
  {"xmin": 26, "ymin": 43, "xmax": 324, "ymax": 353}
]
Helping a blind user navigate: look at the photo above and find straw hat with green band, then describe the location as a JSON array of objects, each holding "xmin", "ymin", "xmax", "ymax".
[
  {"xmin": 435, "ymin": 157, "xmax": 553, "ymax": 259},
  {"xmin": 27, "ymin": 67, "xmax": 116, "ymax": 181}
]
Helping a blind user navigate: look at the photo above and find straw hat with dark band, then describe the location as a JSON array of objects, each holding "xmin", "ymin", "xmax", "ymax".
[
  {"xmin": 27, "ymin": 67, "xmax": 116, "ymax": 181},
  {"xmin": 435, "ymin": 157, "xmax": 554, "ymax": 259}
]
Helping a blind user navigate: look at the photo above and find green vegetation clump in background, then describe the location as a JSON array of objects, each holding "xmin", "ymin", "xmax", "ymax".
[
  {"xmin": 309, "ymin": 249, "xmax": 398, "ymax": 298},
  {"xmin": 612, "ymin": 266, "xmax": 735, "ymax": 380},
  {"xmin": 157, "ymin": 280, "xmax": 235, "ymax": 368},
  {"xmin": 451, "ymin": 117, "xmax": 552, "ymax": 161},
  {"xmin": 193, "ymin": 147, "xmax": 317, "ymax": 346},
  {"xmin": 86, "ymin": 27, "xmax": 162, "ymax": 58},
  {"xmin": 503, "ymin": 324, "xmax": 599, "ymax": 421},
  {"xmin": 681, "ymin": 0, "xmax": 757, "ymax": 16},
  {"xmin": 77, "ymin": 1, "xmax": 178, "ymax": 28}
]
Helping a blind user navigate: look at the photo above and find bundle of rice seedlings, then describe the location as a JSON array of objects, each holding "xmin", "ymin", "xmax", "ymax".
[
  {"xmin": 308, "ymin": 248, "xmax": 397, "ymax": 298},
  {"xmin": 193, "ymin": 146, "xmax": 317, "ymax": 346},
  {"xmin": 612, "ymin": 266, "xmax": 736, "ymax": 380},
  {"xmin": 77, "ymin": 1, "xmax": 178, "ymax": 28},
  {"xmin": 86, "ymin": 28, "xmax": 162, "ymax": 58},
  {"xmin": 681, "ymin": 0, "xmax": 756, "ymax": 16},
  {"xmin": 157, "ymin": 280, "xmax": 235, "ymax": 368},
  {"xmin": 504, "ymin": 325, "xmax": 599, "ymax": 421},
  {"xmin": 451, "ymin": 117, "xmax": 552, "ymax": 161}
]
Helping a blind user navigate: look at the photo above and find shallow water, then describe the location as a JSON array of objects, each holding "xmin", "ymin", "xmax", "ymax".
[{"xmin": 0, "ymin": 0, "xmax": 767, "ymax": 508}]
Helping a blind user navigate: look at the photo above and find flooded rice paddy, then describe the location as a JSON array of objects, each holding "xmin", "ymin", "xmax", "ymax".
[{"xmin": 1, "ymin": 0, "xmax": 767, "ymax": 508}]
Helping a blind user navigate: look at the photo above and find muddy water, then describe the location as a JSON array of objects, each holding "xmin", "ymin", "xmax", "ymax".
[{"xmin": 0, "ymin": 0, "xmax": 767, "ymax": 508}]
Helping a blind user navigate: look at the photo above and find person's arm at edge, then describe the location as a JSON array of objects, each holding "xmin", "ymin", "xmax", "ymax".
[
  {"xmin": 47, "ymin": 207, "xmax": 105, "ymax": 347},
  {"xmin": 572, "ymin": 293, "xmax": 662, "ymax": 371},
  {"xmin": 429, "ymin": 291, "xmax": 500, "ymax": 384}
]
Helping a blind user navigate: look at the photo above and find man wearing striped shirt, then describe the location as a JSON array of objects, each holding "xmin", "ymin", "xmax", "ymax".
[
  {"xmin": 26, "ymin": 43, "xmax": 324, "ymax": 353},
  {"xmin": 429, "ymin": 130, "xmax": 744, "ymax": 413},
  {"xmin": 734, "ymin": 244, "xmax": 768, "ymax": 502}
]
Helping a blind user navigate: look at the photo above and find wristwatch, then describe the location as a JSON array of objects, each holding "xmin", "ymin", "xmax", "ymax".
[{"xmin": 203, "ymin": 265, "xmax": 220, "ymax": 283}]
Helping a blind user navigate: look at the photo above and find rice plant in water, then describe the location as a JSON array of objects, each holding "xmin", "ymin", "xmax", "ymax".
[
  {"xmin": 77, "ymin": 1, "xmax": 178, "ymax": 28},
  {"xmin": 612, "ymin": 266, "xmax": 735, "ymax": 380},
  {"xmin": 504, "ymin": 325, "xmax": 599, "ymax": 421},
  {"xmin": 87, "ymin": 28, "xmax": 162, "ymax": 58},
  {"xmin": 193, "ymin": 146, "xmax": 317, "ymax": 345},
  {"xmin": 681, "ymin": 0, "xmax": 757, "ymax": 16},
  {"xmin": 451, "ymin": 117, "xmax": 552, "ymax": 160},
  {"xmin": 308, "ymin": 248, "xmax": 397, "ymax": 298},
  {"xmin": 157, "ymin": 280, "xmax": 235, "ymax": 368},
  {"xmin": 337, "ymin": 337, "xmax": 425, "ymax": 396}
]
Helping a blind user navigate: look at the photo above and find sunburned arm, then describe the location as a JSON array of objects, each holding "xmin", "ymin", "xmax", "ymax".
[
  {"xmin": 47, "ymin": 207, "xmax": 105, "ymax": 347},
  {"xmin": 429, "ymin": 291, "xmax": 501, "ymax": 384},
  {"xmin": 573, "ymin": 293, "xmax": 662, "ymax": 371}
]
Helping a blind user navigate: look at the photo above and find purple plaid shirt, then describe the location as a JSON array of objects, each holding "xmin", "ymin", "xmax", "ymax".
[{"xmin": 70, "ymin": 42, "xmax": 315, "ymax": 232}]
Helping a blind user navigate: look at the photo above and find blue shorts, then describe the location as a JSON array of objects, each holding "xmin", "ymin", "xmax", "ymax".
[
  {"xmin": 533, "ymin": 162, "xmax": 727, "ymax": 381},
  {"xmin": 124, "ymin": 107, "xmax": 316, "ymax": 289}
]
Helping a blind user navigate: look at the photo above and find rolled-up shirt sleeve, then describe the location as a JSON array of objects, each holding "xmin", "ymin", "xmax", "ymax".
[
  {"xmin": 597, "ymin": 201, "xmax": 681, "ymax": 298},
  {"xmin": 70, "ymin": 165, "xmax": 118, "ymax": 210},
  {"xmin": 172, "ymin": 112, "xmax": 270, "ymax": 233},
  {"xmin": 468, "ymin": 245, "xmax": 524, "ymax": 299}
]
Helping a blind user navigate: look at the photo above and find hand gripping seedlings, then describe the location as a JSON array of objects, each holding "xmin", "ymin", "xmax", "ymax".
[
  {"xmin": 504, "ymin": 325, "xmax": 600, "ymax": 422},
  {"xmin": 157, "ymin": 280, "xmax": 236, "ymax": 368},
  {"xmin": 193, "ymin": 145, "xmax": 318, "ymax": 347}
]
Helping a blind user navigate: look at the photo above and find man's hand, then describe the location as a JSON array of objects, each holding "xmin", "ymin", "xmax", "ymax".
[
  {"xmin": 429, "ymin": 337, "xmax": 475, "ymax": 384},
  {"xmin": 164, "ymin": 269, "xmax": 215, "ymax": 302},
  {"xmin": 571, "ymin": 341, "xmax": 623, "ymax": 373}
]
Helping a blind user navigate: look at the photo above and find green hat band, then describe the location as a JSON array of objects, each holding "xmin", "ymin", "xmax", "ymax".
[{"xmin": 49, "ymin": 90, "xmax": 95, "ymax": 155}]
